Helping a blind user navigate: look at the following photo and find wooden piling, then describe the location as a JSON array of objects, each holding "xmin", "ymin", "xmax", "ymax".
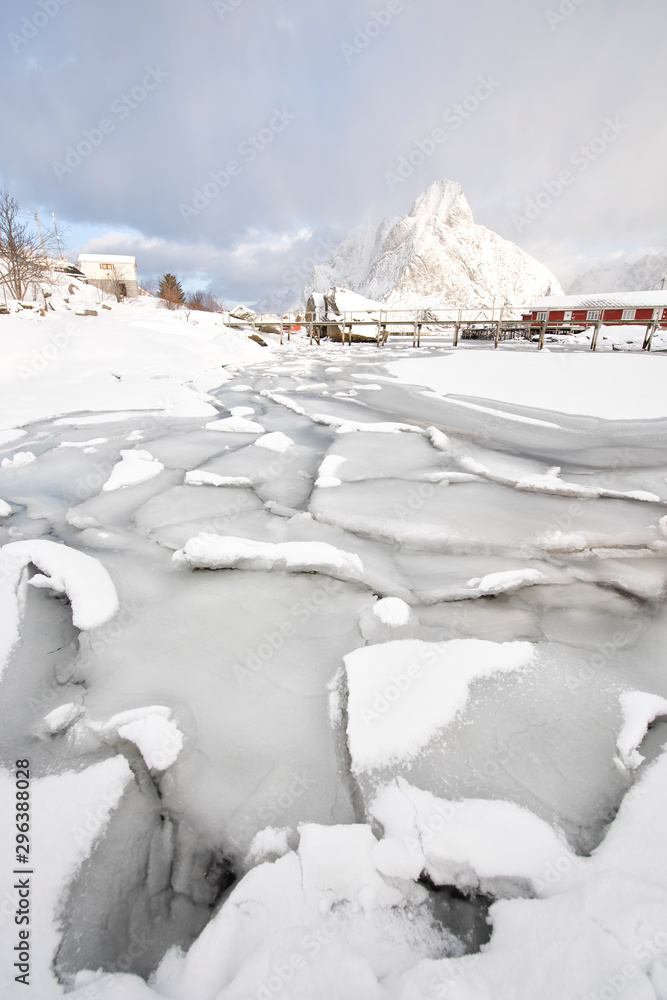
[
  {"xmin": 590, "ymin": 321, "xmax": 601, "ymax": 351},
  {"xmin": 642, "ymin": 325, "xmax": 651, "ymax": 350}
]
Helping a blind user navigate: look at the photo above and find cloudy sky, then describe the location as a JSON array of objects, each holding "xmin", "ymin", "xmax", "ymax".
[{"xmin": 1, "ymin": 0, "xmax": 665, "ymax": 306}]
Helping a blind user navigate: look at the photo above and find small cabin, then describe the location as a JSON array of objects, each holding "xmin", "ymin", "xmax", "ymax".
[
  {"xmin": 524, "ymin": 292, "xmax": 667, "ymax": 331},
  {"xmin": 77, "ymin": 254, "xmax": 138, "ymax": 298}
]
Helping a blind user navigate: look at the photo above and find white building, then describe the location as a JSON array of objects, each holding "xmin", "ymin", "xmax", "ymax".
[{"xmin": 77, "ymin": 254, "xmax": 138, "ymax": 298}]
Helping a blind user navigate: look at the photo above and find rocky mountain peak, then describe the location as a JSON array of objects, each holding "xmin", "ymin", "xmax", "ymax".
[{"xmin": 303, "ymin": 178, "xmax": 562, "ymax": 309}]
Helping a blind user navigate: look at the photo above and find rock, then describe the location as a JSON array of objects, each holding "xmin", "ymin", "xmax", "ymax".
[
  {"xmin": 255, "ymin": 313, "xmax": 283, "ymax": 335},
  {"xmin": 305, "ymin": 290, "xmax": 379, "ymax": 343},
  {"xmin": 229, "ymin": 304, "xmax": 256, "ymax": 322}
]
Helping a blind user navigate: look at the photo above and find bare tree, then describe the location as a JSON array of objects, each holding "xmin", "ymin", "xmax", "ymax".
[
  {"xmin": 107, "ymin": 265, "xmax": 128, "ymax": 302},
  {"xmin": 138, "ymin": 276, "xmax": 159, "ymax": 297},
  {"xmin": 186, "ymin": 289, "xmax": 224, "ymax": 312},
  {"xmin": 0, "ymin": 189, "xmax": 54, "ymax": 301}
]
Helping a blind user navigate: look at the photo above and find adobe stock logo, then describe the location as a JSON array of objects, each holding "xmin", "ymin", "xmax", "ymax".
[
  {"xmin": 213, "ymin": 0, "xmax": 245, "ymax": 18},
  {"xmin": 51, "ymin": 66, "xmax": 168, "ymax": 181},
  {"xmin": 178, "ymin": 107, "xmax": 296, "ymax": 223},
  {"xmin": 384, "ymin": 76, "xmax": 501, "ymax": 191},
  {"xmin": 546, "ymin": 0, "xmax": 589, "ymax": 30},
  {"xmin": 7, "ymin": 0, "xmax": 73, "ymax": 54},
  {"xmin": 511, "ymin": 117, "xmax": 629, "ymax": 233},
  {"xmin": 340, "ymin": 1, "xmax": 407, "ymax": 62}
]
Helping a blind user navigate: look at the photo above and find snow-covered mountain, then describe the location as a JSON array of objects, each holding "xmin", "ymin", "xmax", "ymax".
[
  {"xmin": 303, "ymin": 180, "xmax": 562, "ymax": 309},
  {"xmin": 567, "ymin": 249, "xmax": 667, "ymax": 294}
]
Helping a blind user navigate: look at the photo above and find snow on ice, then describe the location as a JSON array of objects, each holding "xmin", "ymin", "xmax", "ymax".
[
  {"xmin": 389, "ymin": 351, "xmax": 667, "ymax": 420},
  {"xmin": 173, "ymin": 534, "xmax": 365, "ymax": 584},
  {"xmin": 615, "ymin": 691, "xmax": 667, "ymax": 771},
  {"xmin": 343, "ymin": 638, "xmax": 535, "ymax": 770},
  {"xmin": 0, "ymin": 539, "xmax": 119, "ymax": 676},
  {"xmin": 2, "ymin": 287, "xmax": 667, "ymax": 999},
  {"xmin": 102, "ymin": 450, "xmax": 165, "ymax": 491}
]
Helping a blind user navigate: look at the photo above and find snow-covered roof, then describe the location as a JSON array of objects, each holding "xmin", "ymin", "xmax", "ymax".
[
  {"xmin": 329, "ymin": 287, "xmax": 385, "ymax": 313},
  {"xmin": 78, "ymin": 254, "xmax": 137, "ymax": 265},
  {"xmin": 530, "ymin": 291, "xmax": 667, "ymax": 310}
]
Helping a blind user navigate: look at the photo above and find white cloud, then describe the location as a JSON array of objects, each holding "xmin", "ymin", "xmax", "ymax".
[
  {"xmin": 231, "ymin": 228, "xmax": 313, "ymax": 261},
  {"xmin": 2, "ymin": 0, "xmax": 664, "ymax": 302},
  {"xmin": 78, "ymin": 226, "xmax": 325, "ymax": 308}
]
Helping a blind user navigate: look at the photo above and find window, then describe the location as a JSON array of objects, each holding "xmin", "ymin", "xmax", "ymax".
[
  {"xmin": 563, "ymin": 311, "xmax": 572, "ymax": 321},
  {"xmin": 621, "ymin": 309, "xmax": 636, "ymax": 321},
  {"xmin": 536, "ymin": 311, "xmax": 548, "ymax": 321},
  {"xmin": 586, "ymin": 310, "xmax": 600, "ymax": 321},
  {"xmin": 100, "ymin": 263, "xmax": 113, "ymax": 270}
]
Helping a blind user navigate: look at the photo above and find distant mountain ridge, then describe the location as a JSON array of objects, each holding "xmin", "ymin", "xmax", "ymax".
[
  {"xmin": 302, "ymin": 179, "xmax": 562, "ymax": 309},
  {"xmin": 567, "ymin": 250, "xmax": 667, "ymax": 294}
]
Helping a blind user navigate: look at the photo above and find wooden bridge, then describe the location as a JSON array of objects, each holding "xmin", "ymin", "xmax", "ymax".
[{"xmin": 226, "ymin": 309, "xmax": 663, "ymax": 352}]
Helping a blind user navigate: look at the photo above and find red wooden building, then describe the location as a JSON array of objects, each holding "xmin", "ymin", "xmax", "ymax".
[{"xmin": 524, "ymin": 292, "xmax": 667, "ymax": 331}]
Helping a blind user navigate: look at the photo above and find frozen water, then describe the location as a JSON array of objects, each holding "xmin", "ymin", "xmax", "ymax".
[
  {"xmin": 2, "ymin": 338, "xmax": 667, "ymax": 997},
  {"xmin": 343, "ymin": 638, "xmax": 535, "ymax": 770},
  {"xmin": 369, "ymin": 778, "xmax": 582, "ymax": 895},
  {"xmin": 173, "ymin": 534, "xmax": 366, "ymax": 584},
  {"xmin": 205, "ymin": 415, "xmax": 265, "ymax": 434},
  {"xmin": 615, "ymin": 691, "xmax": 667, "ymax": 770},
  {"xmin": 103, "ymin": 450, "xmax": 165, "ymax": 491}
]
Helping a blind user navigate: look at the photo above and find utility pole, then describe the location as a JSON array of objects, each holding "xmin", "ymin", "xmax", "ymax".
[
  {"xmin": 28, "ymin": 210, "xmax": 47, "ymax": 258},
  {"xmin": 52, "ymin": 212, "xmax": 64, "ymax": 258}
]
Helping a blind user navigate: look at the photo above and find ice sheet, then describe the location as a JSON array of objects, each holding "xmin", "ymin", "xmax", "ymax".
[
  {"xmin": 3, "ymin": 334, "xmax": 667, "ymax": 997},
  {"xmin": 344, "ymin": 638, "xmax": 535, "ymax": 770},
  {"xmin": 0, "ymin": 539, "xmax": 119, "ymax": 674},
  {"xmin": 389, "ymin": 352, "xmax": 667, "ymax": 420},
  {"xmin": 173, "ymin": 534, "xmax": 366, "ymax": 585}
]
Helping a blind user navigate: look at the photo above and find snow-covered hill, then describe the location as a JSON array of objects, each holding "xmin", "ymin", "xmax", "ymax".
[
  {"xmin": 567, "ymin": 249, "xmax": 667, "ymax": 294},
  {"xmin": 303, "ymin": 180, "xmax": 562, "ymax": 309},
  {"xmin": 0, "ymin": 271, "xmax": 270, "ymax": 429}
]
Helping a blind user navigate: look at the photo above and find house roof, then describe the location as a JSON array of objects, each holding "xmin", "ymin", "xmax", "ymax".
[
  {"xmin": 78, "ymin": 254, "xmax": 137, "ymax": 265},
  {"xmin": 529, "ymin": 291, "xmax": 667, "ymax": 310}
]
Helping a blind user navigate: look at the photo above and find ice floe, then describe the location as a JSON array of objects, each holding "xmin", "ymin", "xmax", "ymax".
[
  {"xmin": 343, "ymin": 638, "xmax": 535, "ymax": 770},
  {"xmin": 173, "ymin": 534, "xmax": 365, "ymax": 584},
  {"xmin": 102, "ymin": 450, "xmax": 165, "ymax": 491},
  {"xmin": 615, "ymin": 691, "xmax": 667, "ymax": 770}
]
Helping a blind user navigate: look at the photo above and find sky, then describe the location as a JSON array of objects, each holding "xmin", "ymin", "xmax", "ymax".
[{"xmin": 1, "ymin": 0, "xmax": 665, "ymax": 308}]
